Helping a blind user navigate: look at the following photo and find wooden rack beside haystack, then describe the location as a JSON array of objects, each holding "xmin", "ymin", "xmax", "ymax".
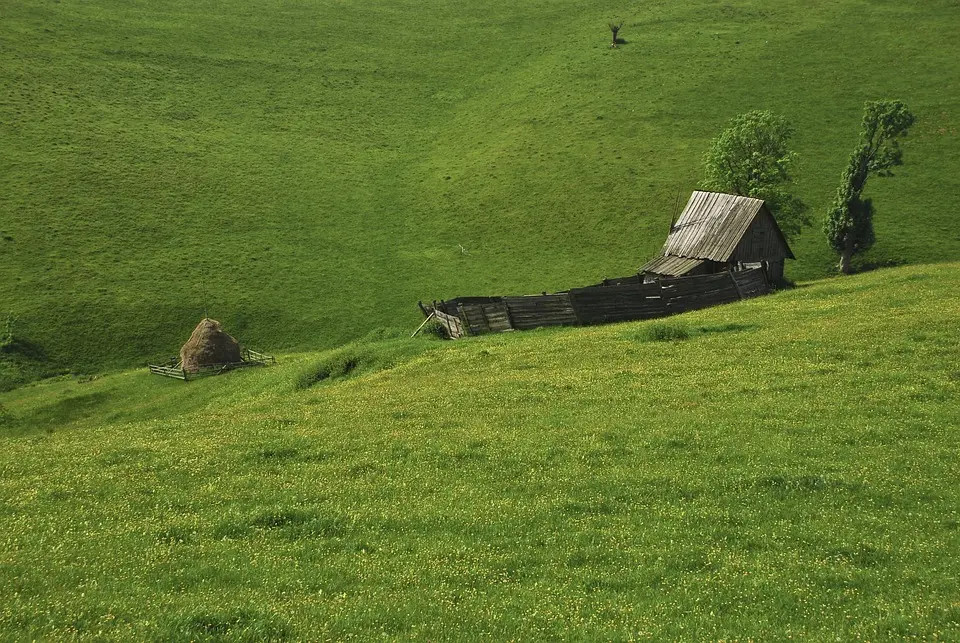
[
  {"xmin": 149, "ymin": 347, "xmax": 275, "ymax": 381},
  {"xmin": 149, "ymin": 318, "xmax": 275, "ymax": 381}
]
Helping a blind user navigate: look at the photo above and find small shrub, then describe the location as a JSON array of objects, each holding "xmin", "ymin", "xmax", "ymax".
[
  {"xmin": 697, "ymin": 323, "xmax": 756, "ymax": 335},
  {"xmin": 177, "ymin": 609, "xmax": 290, "ymax": 641},
  {"xmin": 420, "ymin": 318, "xmax": 449, "ymax": 339},
  {"xmin": 296, "ymin": 352, "xmax": 361, "ymax": 389},
  {"xmin": 295, "ymin": 337, "xmax": 441, "ymax": 390},
  {"xmin": 250, "ymin": 509, "xmax": 346, "ymax": 539},
  {"xmin": 256, "ymin": 447, "xmax": 301, "ymax": 462},
  {"xmin": 0, "ymin": 317, "xmax": 57, "ymax": 391},
  {"xmin": 0, "ymin": 402, "xmax": 13, "ymax": 427},
  {"xmin": 640, "ymin": 322, "xmax": 690, "ymax": 342}
]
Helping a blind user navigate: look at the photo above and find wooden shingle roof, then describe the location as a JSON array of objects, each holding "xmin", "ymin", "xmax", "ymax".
[
  {"xmin": 660, "ymin": 191, "xmax": 793, "ymax": 262},
  {"xmin": 639, "ymin": 254, "xmax": 706, "ymax": 277}
]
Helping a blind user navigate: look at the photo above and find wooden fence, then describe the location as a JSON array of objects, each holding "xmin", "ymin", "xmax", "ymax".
[
  {"xmin": 422, "ymin": 268, "xmax": 770, "ymax": 339},
  {"xmin": 149, "ymin": 348, "xmax": 276, "ymax": 381}
]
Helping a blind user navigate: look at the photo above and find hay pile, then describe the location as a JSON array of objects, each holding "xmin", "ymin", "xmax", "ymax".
[{"xmin": 180, "ymin": 318, "xmax": 242, "ymax": 373}]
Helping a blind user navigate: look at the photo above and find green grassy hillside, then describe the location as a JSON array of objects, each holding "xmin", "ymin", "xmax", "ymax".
[
  {"xmin": 1, "ymin": 0, "xmax": 959, "ymax": 377},
  {"xmin": 1, "ymin": 264, "xmax": 958, "ymax": 639}
]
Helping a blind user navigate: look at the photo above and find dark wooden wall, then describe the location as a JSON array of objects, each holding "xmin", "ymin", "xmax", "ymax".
[
  {"xmin": 731, "ymin": 209, "xmax": 792, "ymax": 263},
  {"xmin": 502, "ymin": 295, "xmax": 578, "ymax": 330},
  {"xmin": 568, "ymin": 282, "xmax": 664, "ymax": 325},
  {"xmin": 764, "ymin": 260, "xmax": 785, "ymax": 283},
  {"xmin": 458, "ymin": 301, "xmax": 512, "ymax": 335},
  {"xmin": 426, "ymin": 268, "xmax": 771, "ymax": 338}
]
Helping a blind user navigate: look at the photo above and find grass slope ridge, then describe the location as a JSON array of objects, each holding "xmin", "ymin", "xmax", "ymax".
[
  {"xmin": 1, "ymin": 0, "xmax": 959, "ymax": 376},
  {"xmin": 1, "ymin": 264, "xmax": 958, "ymax": 639}
]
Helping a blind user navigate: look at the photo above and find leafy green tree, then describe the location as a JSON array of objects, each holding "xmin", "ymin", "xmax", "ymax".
[
  {"xmin": 701, "ymin": 110, "xmax": 810, "ymax": 240},
  {"xmin": 823, "ymin": 100, "xmax": 915, "ymax": 274}
]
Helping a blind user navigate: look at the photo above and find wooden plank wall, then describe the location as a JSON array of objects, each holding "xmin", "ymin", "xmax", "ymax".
[
  {"xmin": 459, "ymin": 301, "xmax": 513, "ymax": 335},
  {"xmin": 502, "ymin": 294, "xmax": 578, "ymax": 330},
  {"xmin": 568, "ymin": 282, "xmax": 665, "ymax": 324},
  {"xmin": 661, "ymin": 272, "xmax": 741, "ymax": 314},
  {"xmin": 731, "ymin": 268, "xmax": 771, "ymax": 299},
  {"xmin": 425, "ymin": 268, "xmax": 770, "ymax": 338},
  {"xmin": 731, "ymin": 211, "xmax": 791, "ymax": 263}
]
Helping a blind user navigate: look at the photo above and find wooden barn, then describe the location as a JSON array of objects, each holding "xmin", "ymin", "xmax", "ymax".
[{"xmin": 641, "ymin": 191, "xmax": 794, "ymax": 283}]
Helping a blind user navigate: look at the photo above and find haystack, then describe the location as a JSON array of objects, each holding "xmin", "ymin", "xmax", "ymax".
[{"xmin": 180, "ymin": 318, "xmax": 242, "ymax": 373}]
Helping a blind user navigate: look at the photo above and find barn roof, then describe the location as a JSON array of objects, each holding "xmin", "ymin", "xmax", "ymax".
[{"xmin": 659, "ymin": 191, "xmax": 794, "ymax": 262}]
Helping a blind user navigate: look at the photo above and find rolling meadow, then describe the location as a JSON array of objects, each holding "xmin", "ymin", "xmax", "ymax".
[
  {"xmin": 1, "ymin": 0, "xmax": 959, "ymax": 639},
  {"xmin": 2, "ymin": 265, "xmax": 959, "ymax": 639},
  {"xmin": 1, "ymin": 0, "xmax": 959, "ymax": 378}
]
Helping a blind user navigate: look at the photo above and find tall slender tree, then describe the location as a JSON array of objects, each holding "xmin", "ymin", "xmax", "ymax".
[{"xmin": 823, "ymin": 100, "xmax": 915, "ymax": 274}]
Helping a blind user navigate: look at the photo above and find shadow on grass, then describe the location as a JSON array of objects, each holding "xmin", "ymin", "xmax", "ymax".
[
  {"xmin": 249, "ymin": 445, "xmax": 334, "ymax": 464},
  {"xmin": 696, "ymin": 322, "xmax": 758, "ymax": 335},
  {"xmin": 296, "ymin": 337, "xmax": 440, "ymax": 390},
  {"xmin": 751, "ymin": 474, "xmax": 863, "ymax": 496},
  {"xmin": 1, "ymin": 337, "xmax": 47, "ymax": 361},
  {"xmin": 630, "ymin": 321, "xmax": 758, "ymax": 343},
  {"xmin": 7, "ymin": 390, "xmax": 114, "ymax": 437},
  {"xmin": 856, "ymin": 257, "xmax": 905, "ymax": 273},
  {"xmin": 826, "ymin": 542, "xmax": 889, "ymax": 568},
  {"xmin": 0, "ymin": 338, "xmax": 67, "ymax": 393}
]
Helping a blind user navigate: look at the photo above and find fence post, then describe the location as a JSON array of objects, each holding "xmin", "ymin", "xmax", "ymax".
[
  {"xmin": 729, "ymin": 270, "xmax": 745, "ymax": 300},
  {"xmin": 411, "ymin": 312, "xmax": 436, "ymax": 338},
  {"xmin": 456, "ymin": 304, "xmax": 470, "ymax": 337},
  {"xmin": 569, "ymin": 291, "xmax": 584, "ymax": 326}
]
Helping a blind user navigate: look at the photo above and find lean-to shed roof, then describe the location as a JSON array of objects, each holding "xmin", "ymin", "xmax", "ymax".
[
  {"xmin": 661, "ymin": 191, "xmax": 793, "ymax": 262},
  {"xmin": 639, "ymin": 254, "xmax": 706, "ymax": 277}
]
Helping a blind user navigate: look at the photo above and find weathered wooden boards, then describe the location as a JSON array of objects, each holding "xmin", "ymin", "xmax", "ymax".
[
  {"xmin": 148, "ymin": 348, "xmax": 276, "ymax": 381},
  {"xmin": 424, "ymin": 268, "xmax": 771, "ymax": 338},
  {"xmin": 731, "ymin": 268, "xmax": 769, "ymax": 299},
  {"xmin": 433, "ymin": 309, "xmax": 466, "ymax": 339},
  {"xmin": 568, "ymin": 282, "xmax": 663, "ymax": 325},
  {"xmin": 661, "ymin": 272, "xmax": 740, "ymax": 314},
  {"xmin": 148, "ymin": 363, "xmax": 188, "ymax": 380},
  {"xmin": 503, "ymin": 295, "xmax": 578, "ymax": 330}
]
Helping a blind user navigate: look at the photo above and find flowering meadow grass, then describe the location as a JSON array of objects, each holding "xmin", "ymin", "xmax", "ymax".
[{"xmin": 1, "ymin": 264, "xmax": 958, "ymax": 639}]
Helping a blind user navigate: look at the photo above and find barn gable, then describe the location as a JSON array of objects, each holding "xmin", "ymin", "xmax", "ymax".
[{"xmin": 730, "ymin": 207, "xmax": 794, "ymax": 263}]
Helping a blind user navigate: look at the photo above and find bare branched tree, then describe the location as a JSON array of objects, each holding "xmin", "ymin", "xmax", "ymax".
[{"xmin": 608, "ymin": 22, "xmax": 623, "ymax": 48}]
